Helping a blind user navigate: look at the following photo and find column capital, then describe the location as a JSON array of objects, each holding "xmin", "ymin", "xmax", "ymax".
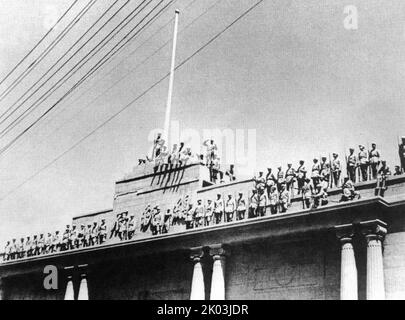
[
  {"xmin": 209, "ymin": 244, "xmax": 230, "ymax": 260},
  {"xmin": 190, "ymin": 247, "xmax": 204, "ymax": 262},
  {"xmin": 360, "ymin": 220, "xmax": 387, "ymax": 242},
  {"xmin": 335, "ymin": 224, "xmax": 355, "ymax": 243}
]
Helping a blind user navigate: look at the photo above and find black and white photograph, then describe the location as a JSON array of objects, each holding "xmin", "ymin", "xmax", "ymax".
[{"xmin": 0, "ymin": 0, "xmax": 404, "ymax": 304}]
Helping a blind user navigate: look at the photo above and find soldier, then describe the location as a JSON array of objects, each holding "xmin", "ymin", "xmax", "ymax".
[
  {"xmin": 3, "ymin": 241, "xmax": 10, "ymax": 261},
  {"xmin": 394, "ymin": 165, "xmax": 402, "ymax": 176},
  {"xmin": 18, "ymin": 238, "xmax": 25, "ymax": 259},
  {"xmin": 70, "ymin": 225, "xmax": 78, "ymax": 249},
  {"xmin": 51, "ymin": 231, "xmax": 61, "ymax": 253},
  {"xmin": 358, "ymin": 145, "xmax": 369, "ymax": 182},
  {"xmin": 268, "ymin": 186, "xmax": 279, "ymax": 215},
  {"xmin": 90, "ymin": 222, "xmax": 98, "ymax": 246},
  {"xmin": 185, "ymin": 203, "xmax": 194, "ymax": 230},
  {"xmin": 369, "ymin": 143, "xmax": 381, "ymax": 179},
  {"xmin": 279, "ymin": 183, "xmax": 289, "ymax": 213},
  {"xmin": 214, "ymin": 194, "xmax": 224, "ymax": 224},
  {"xmin": 276, "ymin": 166, "xmax": 285, "ymax": 191},
  {"xmin": 140, "ymin": 206, "xmax": 152, "ymax": 232},
  {"xmin": 128, "ymin": 215, "xmax": 136, "ymax": 239},
  {"xmin": 225, "ymin": 164, "xmax": 236, "ymax": 182},
  {"xmin": 376, "ymin": 160, "xmax": 391, "ymax": 196},
  {"xmin": 212, "ymin": 155, "xmax": 224, "ymax": 183},
  {"xmin": 296, "ymin": 161, "xmax": 307, "ymax": 194},
  {"xmin": 205, "ymin": 199, "xmax": 214, "ymax": 226},
  {"xmin": 320, "ymin": 157, "xmax": 330, "ymax": 184},
  {"xmin": 62, "ymin": 225, "xmax": 71, "ymax": 251},
  {"xmin": 98, "ymin": 219, "xmax": 107, "ymax": 244},
  {"xmin": 311, "ymin": 158, "xmax": 321, "ymax": 188},
  {"xmin": 312, "ymin": 179, "xmax": 328, "ymax": 209},
  {"xmin": 340, "ymin": 177, "xmax": 360, "ymax": 202},
  {"xmin": 110, "ymin": 213, "xmax": 121, "ymax": 239},
  {"xmin": 203, "ymin": 139, "xmax": 218, "ymax": 166},
  {"xmin": 38, "ymin": 234, "xmax": 45, "ymax": 255},
  {"xmin": 194, "ymin": 200, "xmax": 205, "ymax": 227},
  {"xmin": 182, "ymin": 195, "xmax": 192, "ymax": 221},
  {"xmin": 45, "ymin": 233, "xmax": 53, "ymax": 254},
  {"xmin": 25, "ymin": 236, "xmax": 33, "ymax": 257},
  {"xmin": 155, "ymin": 145, "xmax": 169, "ymax": 171},
  {"xmin": 254, "ymin": 171, "xmax": 266, "ymax": 193},
  {"xmin": 162, "ymin": 210, "xmax": 172, "ymax": 234},
  {"xmin": 152, "ymin": 206, "xmax": 162, "ymax": 235},
  {"xmin": 257, "ymin": 189, "xmax": 267, "ymax": 217},
  {"xmin": 301, "ymin": 178, "xmax": 313, "ymax": 209},
  {"xmin": 347, "ymin": 148, "xmax": 357, "ymax": 182},
  {"xmin": 169, "ymin": 144, "xmax": 180, "ymax": 167},
  {"xmin": 31, "ymin": 235, "xmax": 38, "ymax": 256},
  {"xmin": 331, "ymin": 153, "xmax": 342, "ymax": 188},
  {"xmin": 152, "ymin": 132, "xmax": 165, "ymax": 160},
  {"xmin": 265, "ymin": 168, "xmax": 276, "ymax": 198},
  {"xmin": 77, "ymin": 225, "xmax": 86, "ymax": 248},
  {"xmin": 236, "ymin": 193, "xmax": 247, "ymax": 220},
  {"xmin": 285, "ymin": 163, "xmax": 296, "ymax": 192},
  {"xmin": 399, "ymin": 137, "xmax": 405, "ymax": 173},
  {"xmin": 172, "ymin": 200, "xmax": 182, "ymax": 226},
  {"xmin": 180, "ymin": 147, "xmax": 193, "ymax": 166},
  {"xmin": 10, "ymin": 239, "xmax": 17, "ymax": 260},
  {"xmin": 249, "ymin": 189, "xmax": 259, "ymax": 218},
  {"xmin": 225, "ymin": 194, "xmax": 235, "ymax": 223}
]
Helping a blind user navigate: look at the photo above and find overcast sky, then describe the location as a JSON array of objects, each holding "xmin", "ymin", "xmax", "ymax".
[{"xmin": 0, "ymin": 0, "xmax": 404, "ymax": 244}]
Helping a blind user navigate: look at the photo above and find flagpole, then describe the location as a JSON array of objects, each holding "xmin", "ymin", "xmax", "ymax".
[{"xmin": 163, "ymin": 9, "xmax": 180, "ymax": 147}]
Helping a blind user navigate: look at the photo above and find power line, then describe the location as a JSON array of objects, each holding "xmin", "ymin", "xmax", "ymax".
[
  {"xmin": 0, "ymin": 0, "xmax": 129, "ymax": 124},
  {"xmin": 0, "ymin": 0, "xmax": 266, "ymax": 202},
  {"xmin": 0, "ymin": 0, "xmax": 170, "ymax": 152},
  {"xmin": 0, "ymin": 0, "xmax": 80, "ymax": 88},
  {"xmin": 0, "ymin": 0, "xmax": 154, "ymax": 136},
  {"xmin": 0, "ymin": 0, "xmax": 98, "ymax": 103}
]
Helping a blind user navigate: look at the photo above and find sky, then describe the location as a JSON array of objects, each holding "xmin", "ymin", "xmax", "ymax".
[{"xmin": 0, "ymin": 0, "xmax": 404, "ymax": 244}]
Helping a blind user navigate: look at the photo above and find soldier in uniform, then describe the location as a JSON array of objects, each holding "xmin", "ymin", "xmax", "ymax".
[
  {"xmin": 358, "ymin": 145, "xmax": 369, "ymax": 182},
  {"xmin": 25, "ymin": 236, "xmax": 33, "ymax": 257},
  {"xmin": 18, "ymin": 238, "xmax": 25, "ymax": 259},
  {"xmin": 399, "ymin": 137, "xmax": 405, "ymax": 173},
  {"xmin": 110, "ymin": 213, "xmax": 121, "ymax": 239},
  {"xmin": 180, "ymin": 147, "xmax": 193, "ymax": 166},
  {"xmin": 77, "ymin": 225, "xmax": 86, "ymax": 248},
  {"xmin": 38, "ymin": 234, "xmax": 46, "ymax": 255},
  {"xmin": 340, "ymin": 177, "xmax": 360, "ymax": 202},
  {"xmin": 257, "ymin": 189, "xmax": 267, "ymax": 217},
  {"xmin": 140, "ymin": 206, "xmax": 151, "ymax": 232},
  {"xmin": 214, "ymin": 194, "xmax": 224, "ymax": 224},
  {"xmin": 331, "ymin": 153, "xmax": 342, "ymax": 188},
  {"xmin": 236, "ymin": 193, "xmax": 247, "ymax": 220},
  {"xmin": 301, "ymin": 178, "xmax": 313, "ymax": 209},
  {"xmin": 194, "ymin": 199, "xmax": 205, "ymax": 227},
  {"xmin": 320, "ymin": 157, "xmax": 331, "ymax": 185},
  {"xmin": 276, "ymin": 166, "xmax": 285, "ymax": 191},
  {"xmin": 225, "ymin": 164, "xmax": 236, "ymax": 182},
  {"xmin": 45, "ymin": 233, "xmax": 53, "ymax": 254},
  {"xmin": 51, "ymin": 231, "xmax": 61, "ymax": 253},
  {"xmin": 3, "ymin": 241, "xmax": 10, "ymax": 261},
  {"xmin": 31, "ymin": 235, "xmax": 39, "ymax": 256},
  {"xmin": 185, "ymin": 202, "xmax": 194, "ymax": 230},
  {"xmin": 285, "ymin": 163, "xmax": 296, "ymax": 192},
  {"xmin": 312, "ymin": 179, "xmax": 328, "ymax": 209},
  {"xmin": 171, "ymin": 200, "xmax": 182, "ymax": 226},
  {"xmin": 369, "ymin": 143, "xmax": 381, "ymax": 179},
  {"xmin": 98, "ymin": 219, "xmax": 107, "ymax": 244},
  {"xmin": 90, "ymin": 222, "xmax": 98, "ymax": 246},
  {"xmin": 254, "ymin": 171, "xmax": 266, "ymax": 193},
  {"xmin": 169, "ymin": 144, "xmax": 179, "ymax": 167},
  {"xmin": 153, "ymin": 206, "xmax": 163, "ymax": 235},
  {"xmin": 162, "ymin": 210, "xmax": 172, "ymax": 234},
  {"xmin": 268, "ymin": 186, "xmax": 279, "ymax": 215},
  {"xmin": 205, "ymin": 199, "xmax": 214, "ymax": 226},
  {"xmin": 10, "ymin": 239, "xmax": 17, "ymax": 260},
  {"xmin": 120, "ymin": 212, "xmax": 129, "ymax": 241},
  {"xmin": 152, "ymin": 133, "xmax": 165, "ymax": 160},
  {"xmin": 376, "ymin": 160, "xmax": 391, "ymax": 196},
  {"xmin": 225, "ymin": 194, "xmax": 236, "ymax": 223},
  {"xmin": 311, "ymin": 158, "xmax": 321, "ymax": 188},
  {"xmin": 347, "ymin": 148, "xmax": 357, "ymax": 182},
  {"xmin": 249, "ymin": 189, "xmax": 259, "ymax": 218},
  {"xmin": 265, "ymin": 168, "xmax": 276, "ymax": 198},
  {"xmin": 203, "ymin": 139, "xmax": 218, "ymax": 166},
  {"xmin": 279, "ymin": 183, "xmax": 289, "ymax": 213},
  {"xmin": 62, "ymin": 225, "xmax": 71, "ymax": 251},
  {"xmin": 211, "ymin": 155, "xmax": 224, "ymax": 183},
  {"xmin": 296, "ymin": 161, "xmax": 307, "ymax": 194},
  {"xmin": 70, "ymin": 225, "xmax": 78, "ymax": 249},
  {"xmin": 128, "ymin": 215, "xmax": 136, "ymax": 239}
]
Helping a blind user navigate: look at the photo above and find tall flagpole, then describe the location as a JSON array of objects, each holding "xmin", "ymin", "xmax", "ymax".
[{"xmin": 163, "ymin": 9, "xmax": 180, "ymax": 147}]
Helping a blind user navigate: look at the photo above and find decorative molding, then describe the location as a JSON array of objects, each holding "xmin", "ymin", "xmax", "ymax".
[
  {"xmin": 209, "ymin": 244, "xmax": 230, "ymax": 260},
  {"xmin": 360, "ymin": 219, "xmax": 388, "ymax": 242},
  {"xmin": 190, "ymin": 247, "xmax": 204, "ymax": 262}
]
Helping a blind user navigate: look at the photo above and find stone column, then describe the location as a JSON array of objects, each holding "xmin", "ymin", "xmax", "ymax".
[
  {"xmin": 335, "ymin": 224, "xmax": 358, "ymax": 300},
  {"xmin": 0, "ymin": 278, "xmax": 4, "ymax": 300},
  {"xmin": 77, "ymin": 264, "xmax": 89, "ymax": 300},
  {"xmin": 209, "ymin": 244, "xmax": 229, "ymax": 300},
  {"xmin": 190, "ymin": 247, "xmax": 205, "ymax": 300},
  {"xmin": 361, "ymin": 220, "xmax": 387, "ymax": 300},
  {"xmin": 64, "ymin": 275, "xmax": 74, "ymax": 300}
]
